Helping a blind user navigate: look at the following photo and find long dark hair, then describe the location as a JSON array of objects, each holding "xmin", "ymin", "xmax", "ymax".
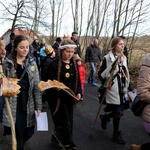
[
  {"xmin": 13, "ymin": 35, "xmax": 29, "ymax": 71},
  {"xmin": 14, "ymin": 35, "xmax": 28, "ymax": 49}
]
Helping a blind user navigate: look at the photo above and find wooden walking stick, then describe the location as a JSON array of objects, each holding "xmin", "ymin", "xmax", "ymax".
[
  {"xmin": 0, "ymin": 58, "xmax": 20, "ymax": 150},
  {"xmin": 4, "ymin": 97, "xmax": 17, "ymax": 150},
  {"xmin": 90, "ymin": 56, "xmax": 120, "ymax": 136}
]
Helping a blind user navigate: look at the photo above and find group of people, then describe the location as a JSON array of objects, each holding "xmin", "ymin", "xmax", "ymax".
[
  {"xmin": 0, "ymin": 31, "xmax": 149, "ymax": 150},
  {"xmin": 0, "ymin": 32, "xmax": 84, "ymax": 150}
]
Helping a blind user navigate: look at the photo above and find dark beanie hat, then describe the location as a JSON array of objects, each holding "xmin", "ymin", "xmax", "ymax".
[
  {"xmin": 10, "ymin": 32, "xmax": 16, "ymax": 40},
  {"xmin": 56, "ymin": 37, "xmax": 62, "ymax": 43},
  {"xmin": 119, "ymin": 35, "xmax": 126, "ymax": 39}
]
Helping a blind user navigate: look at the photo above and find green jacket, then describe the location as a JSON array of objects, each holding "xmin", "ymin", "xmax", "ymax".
[{"xmin": 2, "ymin": 53, "xmax": 42, "ymax": 127}]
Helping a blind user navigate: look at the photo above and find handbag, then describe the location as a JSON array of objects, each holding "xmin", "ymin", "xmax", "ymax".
[
  {"xmin": 131, "ymin": 95, "xmax": 147, "ymax": 117},
  {"xmin": 97, "ymin": 84, "xmax": 106, "ymax": 104}
]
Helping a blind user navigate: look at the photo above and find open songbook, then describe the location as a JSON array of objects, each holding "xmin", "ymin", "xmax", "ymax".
[
  {"xmin": 38, "ymin": 80, "xmax": 78, "ymax": 101},
  {"xmin": 2, "ymin": 77, "xmax": 21, "ymax": 97}
]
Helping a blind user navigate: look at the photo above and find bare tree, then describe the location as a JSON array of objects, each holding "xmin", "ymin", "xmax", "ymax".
[
  {"xmin": 0, "ymin": 0, "xmax": 30, "ymax": 32},
  {"xmin": 71, "ymin": 0, "xmax": 79, "ymax": 32}
]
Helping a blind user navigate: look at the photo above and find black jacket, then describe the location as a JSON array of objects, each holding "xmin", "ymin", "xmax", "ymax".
[
  {"xmin": 41, "ymin": 56, "xmax": 55, "ymax": 81},
  {"xmin": 71, "ymin": 37, "xmax": 81, "ymax": 57},
  {"xmin": 85, "ymin": 44, "xmax": 102, "ymax": 63},
  {"xmin": 45, "ymin": 58, "xmax": 82, "ymax": 106}
]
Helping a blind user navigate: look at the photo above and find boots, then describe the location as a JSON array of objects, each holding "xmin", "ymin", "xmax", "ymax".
[
  {"xmin": 131, "ymin": 144, "xmax": 141, "ymax": 150},
  {"xmin": 100, "ymin": 114, "xmax": 110, "ymax": 130},
  {"xmin": 112, "ymin": 130, "xmax": 126, "ymax": 144}
]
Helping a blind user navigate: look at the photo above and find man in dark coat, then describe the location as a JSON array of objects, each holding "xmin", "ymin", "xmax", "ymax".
[
  {"xmin": 5, "ymin": 32, "xmax": 15, "ymax": 57},
  {"xmin": 85, "ymin": 38, "xmax": 102, "ymax": 86},
  {"xmin": 52, "ymin": 37, "xmax": 62, "ymax": 58},
  {"xmin": 31, "ymin": 36, "xmax": 40, "ymax": 70},
  {"xmin": 71, "ymin": 31, "xmax": 81, "ymax": 57}
]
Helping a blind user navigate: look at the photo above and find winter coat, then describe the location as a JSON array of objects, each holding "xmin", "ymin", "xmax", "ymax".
[
  {"xmin": 98, "ymin": 50, "xmax": 130, "ymax": 105},
  {"xmin": 41, "ymin": 56, "xmax": 55, "ymax": 81},
  {"xmin": 39, "ymin": 46, "xmax": 46, "ymax": 57},
  {"xmin": 85, "ymin": 44, "xmax": 102, "ymax": 63},
  {"xmin": 52, "ymin": 42, "xmax": 59, "ymax": 57},
  {"xmin": 137, "ymin": 53, "xmax": 150, "ymax": 123},
  {"xmin": 31, "ymin": 40, "xmax": 40, "ymax": 57},
  {"xmin": 71, "ymin": 37, "xmax": 81, "ymax": 57},
  {"xmin": 46, "ymin": 58, "xmax": 82, "ymax": 107},
  {"xmin": 2, "ymin": 53, "xmax": 42, "ymax": 127},
  {"xmin": 78, "ymin": 65, "xmax": 86, "ymax": 84}
]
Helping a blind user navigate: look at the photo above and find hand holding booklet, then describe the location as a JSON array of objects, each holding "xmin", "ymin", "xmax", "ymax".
[
  {"xmin": 38, "ymin": 79, "xmax": 78, "ymax": 101},
  {"xmin": 35, "ymin": 111, "xmax": 48, "ymax": 131}
]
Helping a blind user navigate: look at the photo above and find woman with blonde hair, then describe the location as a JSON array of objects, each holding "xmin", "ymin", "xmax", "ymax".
[{"xmin": 98, "ymin": 37, "xmax": 130, "ymax": 144}]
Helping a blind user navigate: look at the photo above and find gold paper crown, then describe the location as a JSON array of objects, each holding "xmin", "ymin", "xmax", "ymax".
[
  {"xmin": 73, "ymin": 53, "xmax": 81, "ymax": 61},
  {"xmin": 63, "ymin": 34, "xmax": 70, "ymax": 39},
  {"xmin": 44, "ymin": 45, "xmax": 54, "ymax": 55}
]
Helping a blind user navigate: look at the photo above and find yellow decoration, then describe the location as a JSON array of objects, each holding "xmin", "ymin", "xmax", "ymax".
[
  {"xmin": 30, "ymin": 66, "xmax": 35, "ymax": 72},
  {"xmin": 65, "ymin": 73, "xmax": 70, "ymax": 78},
  {"xmin": 65, "ymin": 64, "xmax": 70, "ymax": 69}
]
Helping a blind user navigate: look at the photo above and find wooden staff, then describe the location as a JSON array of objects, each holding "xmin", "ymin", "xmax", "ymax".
[{"xmin": 0, "ymin": 58, "xmax": 17, "ymax": 150}]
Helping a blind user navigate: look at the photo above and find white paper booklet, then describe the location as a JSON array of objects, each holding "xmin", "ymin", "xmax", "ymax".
[{"xmin": 35, "ymin": 111, "xmax": 48, "ymax": 131}]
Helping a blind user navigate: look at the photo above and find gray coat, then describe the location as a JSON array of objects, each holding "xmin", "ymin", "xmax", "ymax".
[{"xmin": 2, "ymin": 53, "xmax": 42, "ymax": 127}]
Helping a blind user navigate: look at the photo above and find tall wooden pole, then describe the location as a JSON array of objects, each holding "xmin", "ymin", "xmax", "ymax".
[{"xmin": 0, "ymin": 58, "xmax": 17, "ymax": 150}]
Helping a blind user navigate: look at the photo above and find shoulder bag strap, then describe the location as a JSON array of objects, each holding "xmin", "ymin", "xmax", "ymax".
[{"xmin": 20, "ymin": 59, "xmax": 35, "ymax": 80}]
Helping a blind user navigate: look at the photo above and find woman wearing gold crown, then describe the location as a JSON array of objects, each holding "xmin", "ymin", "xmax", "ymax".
[
  {"xmin": 45, "ymin": 39, "xmax": 82, "ymax": 150},
  {"xmin": 98, "ymin": 37, "xmax": 130, "ymax": 144}
]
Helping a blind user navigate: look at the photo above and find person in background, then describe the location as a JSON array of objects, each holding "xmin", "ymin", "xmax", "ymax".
[
  {"xmin": 119, "ymin": 36, "xmax": 128, "ymax": 64},
  {"xmin": 71, "ymin": 31, "xmax": 81, "ymax": 57},
  {"xmin": 131, "ymin": 53, "xmax": 150, "ymax": 150},
  {"xmin": 27, "ymin": 36, "xmax": 35, "ymax": 58},
  {"xmin": 40, "ymin": 45, "xmax": 56, "ymax": 105},
  {"xmin": 39, "ymin": 39, "xmax": 47, "ymax": 65},
  {"xmin": 31, "ymin": 36, "xmax": 40, "ymax": 70},
  {"xmin": 41, "ymin": 44, "xmax": 56, "ymax": 81},
  {"xmin": 52, "ymin": 37, "xmax": 62, "ymax": 58},
  {"xmin": 85, "ymin": 38, "xmax": 102, "ymax": 86},
  {"xmin": 98, "ymin": 37, "xmax": 130, "ymax": 144},
  {"xmin": 45, "ymin": 39, "xmax": 82, "ymax": 150},
  {"xmin": 5, "ymin": 32, "xmax": 16, "ymax": 57},
  {"xmin": 2, "ymin": 35, "xmax": 42, "ymax": 150},
  {"xmin": 74, "ymin": 54, "xmax": 86, "ymax": 101}
]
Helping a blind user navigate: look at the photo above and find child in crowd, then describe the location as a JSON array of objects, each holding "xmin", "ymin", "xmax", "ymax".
[{"xmin": 75, "ymin": 55, "xmax": 86, "ymax": 101}]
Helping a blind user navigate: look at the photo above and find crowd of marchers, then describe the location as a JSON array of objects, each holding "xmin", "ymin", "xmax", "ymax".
[{"xmin": 0, "ymin": 31, "xmax": 149, "ymax": 150}]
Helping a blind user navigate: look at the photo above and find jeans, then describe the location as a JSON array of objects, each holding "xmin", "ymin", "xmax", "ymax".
[{"xmin": 88, "ymin": 62, "xmax": 97, "ymax": 83}]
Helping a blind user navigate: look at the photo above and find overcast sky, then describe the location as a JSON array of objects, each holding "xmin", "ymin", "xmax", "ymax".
[{"xmin": 0, "ymin": 0, "xmax": 150, "ymax": 37}]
